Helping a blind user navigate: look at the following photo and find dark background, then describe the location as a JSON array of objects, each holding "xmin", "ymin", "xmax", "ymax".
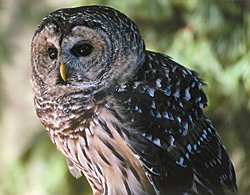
[{"xmin": 0, "ymin": 0, "xmax": 249, "ymax": 194}]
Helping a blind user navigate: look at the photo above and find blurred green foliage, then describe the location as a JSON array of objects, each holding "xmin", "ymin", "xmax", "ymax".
[{"xmin": 0, "ymin": 0, "xmax": 249, "ymax": 194}]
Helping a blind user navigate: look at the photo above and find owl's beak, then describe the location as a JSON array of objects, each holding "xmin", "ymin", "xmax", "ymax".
[{"xmin": 59, "ymin": 63, "xmax": 67, "ymax": 81}]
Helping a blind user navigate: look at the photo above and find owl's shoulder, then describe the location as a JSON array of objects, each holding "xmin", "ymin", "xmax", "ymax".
[{"xmin": 134, "ymin": 50, "xmax": 207, "ymax": 109}]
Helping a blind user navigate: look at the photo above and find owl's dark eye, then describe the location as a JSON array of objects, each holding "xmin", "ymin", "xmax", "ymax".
[
  {"xmin": 71, "ymin": 42, "xmax": 93, "ymax": 57},
  {"xmin": 48, "ymin": 47, "xmax": 58, "ymax": 60}
]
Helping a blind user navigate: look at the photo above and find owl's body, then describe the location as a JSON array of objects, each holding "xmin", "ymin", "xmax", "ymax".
[{"xmin": 31, "ymin": 6, "xmax": 237, "ymax": 195}]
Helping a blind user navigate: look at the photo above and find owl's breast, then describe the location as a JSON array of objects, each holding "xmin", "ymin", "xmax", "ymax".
[
  {"xmin": 66, "ymin": 107, "xmax": 155, "ymax": 195},
  {"xmin": 34, "ymin": 93, "xmax": 155, "ymax": 194}
]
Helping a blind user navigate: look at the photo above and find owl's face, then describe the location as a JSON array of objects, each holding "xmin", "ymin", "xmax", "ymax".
[{"xmin": 31, "ymin": 6, "xmax": 145, "ymax": 98}]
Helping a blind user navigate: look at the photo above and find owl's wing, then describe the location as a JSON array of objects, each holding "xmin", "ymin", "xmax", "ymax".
[{"xmin": 114, "ymin": 51, "xmax": 237, "ymax": 194}]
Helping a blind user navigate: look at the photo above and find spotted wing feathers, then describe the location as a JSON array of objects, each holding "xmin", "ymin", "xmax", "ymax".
[{"xmin": 115, "ymin": 51, "xmax": 237, "ymax": 194}]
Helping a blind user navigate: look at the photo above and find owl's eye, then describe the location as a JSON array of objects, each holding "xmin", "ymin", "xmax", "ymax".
[
  {"xmin": 48, "ymin": 47, "xmax": 58, "ymax": 60},
  {"xmin": 71, "ymin": 42, "xmax": 93, "ymax": 57}
]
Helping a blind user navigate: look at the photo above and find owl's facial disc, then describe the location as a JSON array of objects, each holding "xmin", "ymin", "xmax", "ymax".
[
  {"xmin": 32, "ymin": 6, "xmax": 145, "ymax": 97},
  {"xmin": 32, "ymin": 23, "xmax": 113, "ymax": 89}
]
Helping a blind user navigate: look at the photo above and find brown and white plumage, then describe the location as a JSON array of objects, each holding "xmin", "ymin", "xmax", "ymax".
[{"xmin": 31, "ymin": 6, "xmax": 237, "ymax": 195}]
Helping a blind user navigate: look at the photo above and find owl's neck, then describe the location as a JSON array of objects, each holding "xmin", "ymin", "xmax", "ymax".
[{"xmin": 33, "ymin": 89, "xmax": 97, "ymax": 131}]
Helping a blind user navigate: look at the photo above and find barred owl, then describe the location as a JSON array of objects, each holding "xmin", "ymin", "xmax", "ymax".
[{"xmin": 31, "ymin": 6, "xmax": 237, "ymax": 195}]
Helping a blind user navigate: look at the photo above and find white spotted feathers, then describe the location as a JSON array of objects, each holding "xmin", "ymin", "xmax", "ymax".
[{"xmin": 115, "ymin": 51, "xmax": 236, "ymax": 194}]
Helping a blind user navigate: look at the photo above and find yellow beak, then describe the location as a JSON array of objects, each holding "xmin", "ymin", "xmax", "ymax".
[{"xmin": 59, "ymin": 63, "xmax": 67, "ymax": 81}]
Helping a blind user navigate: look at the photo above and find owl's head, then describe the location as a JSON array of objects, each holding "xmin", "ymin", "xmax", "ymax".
[{"xmin": 31, "ymin": 6, "xmax": 145, "ymax": 98}]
